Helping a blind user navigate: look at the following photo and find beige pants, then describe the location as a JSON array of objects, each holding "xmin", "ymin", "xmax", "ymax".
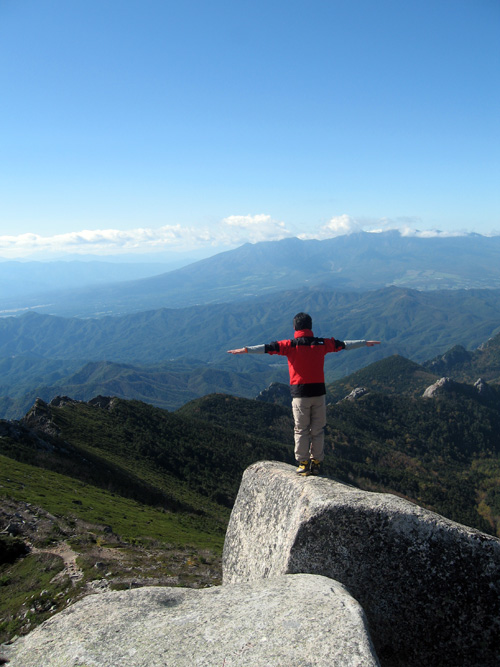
[{"xmin": 292, "ymin": 395, "xmax": 326, "ymax": 462}]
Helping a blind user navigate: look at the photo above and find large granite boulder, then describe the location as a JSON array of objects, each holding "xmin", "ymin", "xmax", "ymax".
[
  {"xmin": 2, "ymin": 574, "xmax": 379, "ymax": 667},
  {"xmin": 223, "ymin": 461, "xmax": 500, "ymax": 667}
]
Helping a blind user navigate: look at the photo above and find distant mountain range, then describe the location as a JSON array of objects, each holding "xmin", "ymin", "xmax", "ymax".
[
  {"xmin": 1, "ymin": 290, "xmax": 500, "ymax": 420},
  {"xmin": 3, "ymin": 285, "xmax": 500, "ymax": 363},
  {"xmin": 2, "ymin": 231, "xmax": 500, "ymax": 317}
]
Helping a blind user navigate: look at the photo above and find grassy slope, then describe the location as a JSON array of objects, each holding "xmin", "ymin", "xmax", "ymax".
[
  {"xmin": 44, "ymin": 398, "xmax": 290, "ymax": 508},
  {"xmin": 0, "ymin": 454, "xmax": 223, "ymax": 549},
  {"xmin": 0, "ymin": 454, "xmax": 223, "ymax": 642}
]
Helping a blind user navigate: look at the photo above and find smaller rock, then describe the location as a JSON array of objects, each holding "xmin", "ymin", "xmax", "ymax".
[
  {"xmin": 474, "ymin": 378, "xmax": 495, "ymax": 399},
  {"xmin": 2, "ymin": 575, "xmax": 379, "ymax": 667},
  {"xmin": 87, "ymin": 396, "xmax": 115, "ymax": 410},
  {"xmin": 49, "ymin": 396, "xmax": 79, "ymax": 408},
  {"xmin": 341, "ymin": 387, "xmax": 369, "ymax": 402},
  {"xmin": 21, "ymin": 399, "xmax": 61, "ymax": 437}
]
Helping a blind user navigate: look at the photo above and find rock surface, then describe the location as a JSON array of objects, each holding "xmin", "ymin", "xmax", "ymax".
[
  {"xmin": 20, "ymin": 397, "xmax": 62, "ymax": 437},
  {"xmin": 422, "ymin": 376, "xmax": 499, "ymax": 404},
  {"xmin": 2, "ymin": 575, "xmax": 379, "ymax": 667},
  {"xmin": 223, "ymin": 461, "xmax": 500, "ymax": 667},
  {"xmin": 341, "ymin": 387, "xmax": 368, "ymax": 401},
  {"xmin": 474, "ymin": 376, "xmax": 495, "ymax": 398}
]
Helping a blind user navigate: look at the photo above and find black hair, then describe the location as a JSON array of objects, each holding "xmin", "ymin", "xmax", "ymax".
[{"xmin": 293, "ymin": 312, "xmax": 312, "ymax": 330}]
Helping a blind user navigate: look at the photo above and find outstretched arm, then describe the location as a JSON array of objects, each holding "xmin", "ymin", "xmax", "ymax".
[
  {"xmin": 227, "ymin": 344, "xmax": 266, "ymax": 354},
  {"xmin": 344, "ymin": 340, "xmax": 381, "ymax": 350}
]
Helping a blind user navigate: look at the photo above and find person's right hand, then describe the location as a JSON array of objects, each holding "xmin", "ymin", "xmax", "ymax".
[{"xmin": 227, "ymin": 348, "xmax": 248, "ymax": 354}]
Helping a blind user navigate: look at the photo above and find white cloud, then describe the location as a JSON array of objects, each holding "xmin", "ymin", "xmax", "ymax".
[
  {"xmin": 360, "ymin": 217, "xmax": 470, "ymax": 238},
  {"xmin": 0, "ymin": 215, "xmax": 293, "ymax": 258},
  {"xmin": 0, "ymin": 214, "xmax": 483, "ymax": 259},
  {"xmin": 399, "ymin": 227, "xmax": 469, "ymax": 238},
  {"xmin": 299, "ymin": 215, "xmax": 473, "ymax": 241},
  {"xmin": 298, "ymin": 215, "xmax": 362, "ymax": 240},
  {"xmin": 220, "ymin": 214, "xmax": 292, "ymax": 244},
  {"xmin": 0, "ymin": 225, "xmax": 208, "ymax": 258}
]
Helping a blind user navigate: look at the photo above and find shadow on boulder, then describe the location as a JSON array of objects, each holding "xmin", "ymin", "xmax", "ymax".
[{"xmin": 223, "ymin": 461, "xmax": 500, "ymax": 667}]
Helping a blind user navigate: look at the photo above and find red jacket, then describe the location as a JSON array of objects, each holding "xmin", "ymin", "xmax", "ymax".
[{"xmin": 265, "ymin": 329, "xmax": 345, "ymax": 397}]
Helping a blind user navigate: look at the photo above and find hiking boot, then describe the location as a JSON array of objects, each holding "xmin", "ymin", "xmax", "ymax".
[
  {"xmin": 310, "ymin": 459, "xmax": 321, "ymax": 476},
  {"xmin": 296, "ymin": 460, "xmax": 311, "ymax": 476}
]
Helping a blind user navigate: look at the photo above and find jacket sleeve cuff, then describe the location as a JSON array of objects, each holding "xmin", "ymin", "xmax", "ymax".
[{"xmin": 246, "ymin": 344, "xmax": 266, "ymax": 354}]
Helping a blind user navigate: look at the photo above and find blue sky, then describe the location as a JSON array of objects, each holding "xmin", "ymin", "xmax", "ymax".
[{"xmin": 0, "ymin": 0, "xmax": 499, "ymax": 258}]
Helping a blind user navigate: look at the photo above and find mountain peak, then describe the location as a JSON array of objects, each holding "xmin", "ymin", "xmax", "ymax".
[{"xmin": 5, "ymin": 233, "xmax": 500, "ymax": 317}]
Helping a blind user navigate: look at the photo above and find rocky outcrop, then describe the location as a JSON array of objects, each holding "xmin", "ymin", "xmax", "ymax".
[
  {"xmin": 422, "ymin": 376, "xmax": 458, "ymax": 397},
  {"xmin": 255, "ymin": 382, "xmax": 291, "ymax": 406},
  {"xmin": 223, "ymin": 461, "xmax": 500, "ymax": 667},
  {"xmin": 422, "ymin": 376, "xmax": 499, "ymax": 404},
  {"xmin": 21, "ymin": 398, "xmax": 61, "ymax": 436},
  {"xmin": 48, "ymin": 395, "xmax": 79, "ymax": 407},
  {"xmin": 2, "ymin": 575, "xmax": 379, "ymax": 667},
  {"xmin": 341, "ymin": 387, "xmax": 369, "ymax": 401},
  {"xmin": 4, "ymin": 459, "xmax": 500, "ymax": 666},
  {"xmin": 87, "ymin": 395, "xmax": 116, "ymax": 409},
  {"xmin": 474, "ymin": 377, "xmax": 495, "ymax": 398}
]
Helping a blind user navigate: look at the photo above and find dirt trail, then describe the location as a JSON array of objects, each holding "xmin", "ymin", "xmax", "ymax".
[{"xmin": 33, "ymin": 541, "xmax": 83, "ymax": 586}]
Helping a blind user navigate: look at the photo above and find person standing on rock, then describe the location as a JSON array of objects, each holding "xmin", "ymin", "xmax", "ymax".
[{"xmin": 227, "ymin": 312, "xmax": 380, "ymax": 476}]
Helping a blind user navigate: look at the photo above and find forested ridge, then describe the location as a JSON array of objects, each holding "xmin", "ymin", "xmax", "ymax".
[{"xmin": 2, "ymin": 287, "xmax": 500, "ymax": 420}]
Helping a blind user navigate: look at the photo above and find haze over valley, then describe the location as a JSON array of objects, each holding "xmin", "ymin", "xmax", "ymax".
[{"xmin": 2, "ymin": 231, "xmax": 500, "ymax": 318}]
